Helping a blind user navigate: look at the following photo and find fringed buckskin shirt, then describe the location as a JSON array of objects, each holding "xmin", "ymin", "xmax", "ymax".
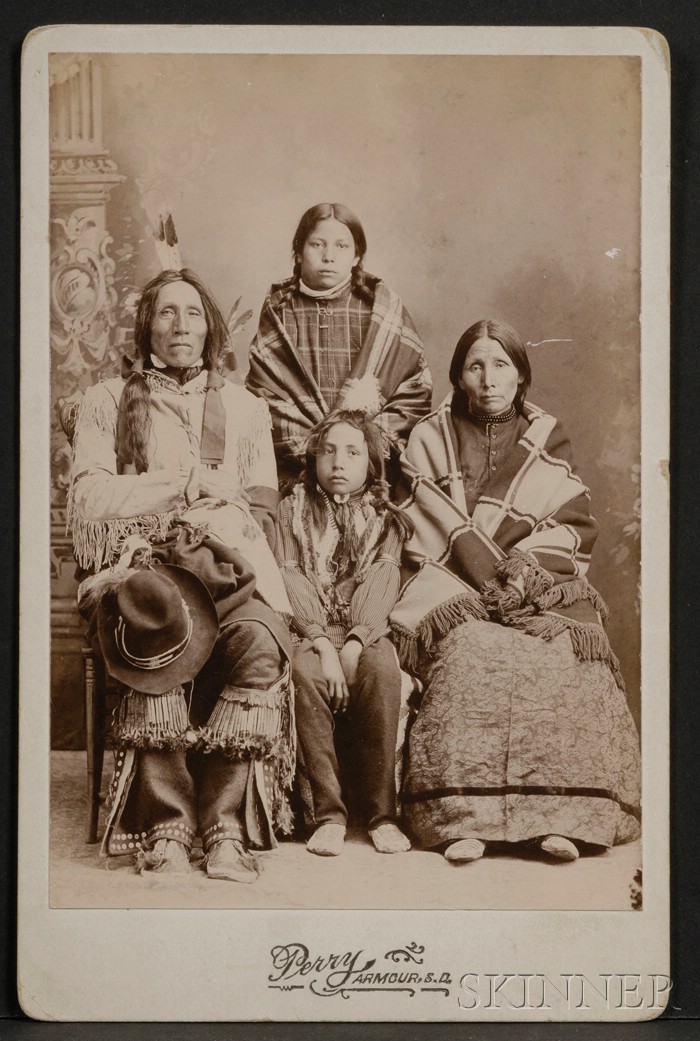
[{"xmin": 69, "ymin": 370, "xmax": 280, "ymax": 575}]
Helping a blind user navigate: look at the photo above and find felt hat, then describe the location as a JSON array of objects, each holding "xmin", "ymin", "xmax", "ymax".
[{"xmin": 97, "ymin": 564, "xmax": 218, "ymax": 694}]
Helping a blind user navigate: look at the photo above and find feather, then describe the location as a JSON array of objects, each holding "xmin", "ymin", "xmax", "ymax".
[{"xmin": 338, "ymin": 373, "xmax": 383, "ymax": 415}]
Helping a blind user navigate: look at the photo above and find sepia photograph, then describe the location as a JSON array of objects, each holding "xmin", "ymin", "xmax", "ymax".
[{"xmin": 19, "ymin": 24, "xmax": 669, "ymax": 1022}]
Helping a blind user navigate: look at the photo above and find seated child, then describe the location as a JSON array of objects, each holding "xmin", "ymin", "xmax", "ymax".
[{"xmin": 275, "ymin": 409, "xmax": 413, "ymax": 856}]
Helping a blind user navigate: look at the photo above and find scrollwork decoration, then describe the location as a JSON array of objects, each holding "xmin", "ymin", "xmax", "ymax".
[{"xmin": 384, "ymin": 943, "xmax": 425, "ymax": 965}]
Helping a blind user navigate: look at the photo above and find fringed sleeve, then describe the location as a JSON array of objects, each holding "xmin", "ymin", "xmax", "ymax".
[
  {"xmin": 236, "ymin": 392, "xmax": 278, "ymax": 491},
  {"xmin": 68, "ymin": 381, "xmax": 188, "ymax": 572},
  {"xmin": 241, "ymin": 394, "xmax": 281, "ymax": 548}
]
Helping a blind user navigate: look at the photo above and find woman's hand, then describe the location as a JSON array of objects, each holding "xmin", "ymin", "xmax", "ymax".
[
  {"xmin": 313, "ymin": 637, "xmax": 349, "ymax": 713},
  {"xmin": 339, "ymin": 639, "xmax": 363, "ymax": 691}
]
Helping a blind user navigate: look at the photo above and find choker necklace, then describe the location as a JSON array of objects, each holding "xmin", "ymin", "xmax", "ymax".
[
  {"xmin": 469, "ymin": 403, "xmax": 517, "ymax": 424},
  {"xmin": 299, "ymin": 274, "xmax": 352, "ymax": 300}
]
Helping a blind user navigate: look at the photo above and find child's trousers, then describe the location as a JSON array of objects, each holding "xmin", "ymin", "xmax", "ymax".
[{"xmin": 292, "ymin": 636, "xmax": 402, "ymax": 830}]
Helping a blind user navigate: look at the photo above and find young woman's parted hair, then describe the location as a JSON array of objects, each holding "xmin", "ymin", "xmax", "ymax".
[{"xmin": 291, "ymin": 203, "xmax": 373, "ymax": 304}]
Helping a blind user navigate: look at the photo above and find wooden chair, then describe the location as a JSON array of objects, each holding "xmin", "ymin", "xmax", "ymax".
[
  {"xmin": 82, "ymin": 644, "xmax": 107, "ymax": 843},
  {"xmin": 61, "ymin": 394, "xmax": 110, "ymax": 843}
]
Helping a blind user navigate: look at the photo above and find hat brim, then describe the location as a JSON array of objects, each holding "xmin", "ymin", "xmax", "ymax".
[{"xmin": 97, "ymin": 563, "xmax": 219, "ymax": 694}]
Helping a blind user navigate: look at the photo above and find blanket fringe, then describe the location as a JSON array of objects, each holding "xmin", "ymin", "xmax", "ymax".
[
  {"xmin": 495, "ymin": 551, "xmax": 553, "ymax": 600},
  {"xmin": 481, "ymin": 580, "xmax": 526, "ymax": 619},
  {"xmin": 500, "ymin": 612, "xmax": 625, "ymax": 692},
  {"xmin": 391, "ymin": 592, "xmax": 487, "ymax": 671},
  {"xmin": 535, "ymin": 577, "xmax": 609, "ymax": 620},
  {"xmin": 495, "ymin": 549, "xmax": 539, "ymax": 581}
]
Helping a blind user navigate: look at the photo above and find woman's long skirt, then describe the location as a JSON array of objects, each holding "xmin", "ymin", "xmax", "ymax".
[{"xmin": 402, "ymin": 620, "xmax": 641, "ymax": 849}]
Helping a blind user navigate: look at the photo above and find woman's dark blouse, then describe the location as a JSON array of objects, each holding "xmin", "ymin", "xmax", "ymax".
[{"xmin": 450, "ymin": 391, "xmax": 528, "ymax": 514}]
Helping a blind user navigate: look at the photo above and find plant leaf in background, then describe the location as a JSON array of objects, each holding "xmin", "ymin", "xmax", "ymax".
[{"xmin": 221, "ymin": 297, "xmax": 254, "ymax": 373}]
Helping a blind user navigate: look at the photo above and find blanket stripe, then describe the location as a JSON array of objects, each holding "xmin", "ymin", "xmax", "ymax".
[
  {"xmin": 391, "ymin": 395, "xmax": 623, "ymax": 688},
  {"xmin": 247, "ymin": 274, "xmax": 432, "ymax": 474}
]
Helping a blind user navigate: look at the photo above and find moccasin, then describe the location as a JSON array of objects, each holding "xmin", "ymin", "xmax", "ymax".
[
  {"xmin": 306, "ymin": 822, "xmax": 346, "ymax": 856},
  {"xmin": 540, "ymin": 834, "xmax": 579, "ymax": 861},
  {"xmin": 443, "ymin": 838, "xmax": 486, "ymax": 863},
  {"xmin": 369, "ymin": 822, "xmax": 411, "ymax": 854},
  {"xmin": 206, "ymin": 839, "xmax": 260, "ymax": 883},
  {"xmin": 136, "ymin": 837, "xmax": 191, "ymax": 875}
]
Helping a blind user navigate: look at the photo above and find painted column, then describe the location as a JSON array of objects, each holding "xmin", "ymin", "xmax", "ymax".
[{"xmin": 49, "ymin": 56, "xmax": 125, "ymax": 747}]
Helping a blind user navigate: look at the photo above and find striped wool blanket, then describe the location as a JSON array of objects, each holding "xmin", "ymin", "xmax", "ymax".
[
  {"xmin": 247, "ymin": 274, "xmax": 432, "ymax": 473},
  {"xmin": 390, "ymin": 395, "xmax": 623, "ymax": 687}
]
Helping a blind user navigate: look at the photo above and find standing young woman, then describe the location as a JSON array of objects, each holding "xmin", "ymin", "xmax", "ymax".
[{"xmin": 247, "ymin": 202, "xmax": 433, "ymax": 490}]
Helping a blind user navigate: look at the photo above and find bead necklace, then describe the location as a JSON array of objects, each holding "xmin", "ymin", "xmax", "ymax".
[{"xmin": 469, "ymin": 403, "xmax": 517, "ymax": 424}]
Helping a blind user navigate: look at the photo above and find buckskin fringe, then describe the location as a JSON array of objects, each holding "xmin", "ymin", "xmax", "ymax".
[
  {"xmin": 391, "ymin": 592, "xmax": 488, "ymax": 671},
  {"xmin": 112, "ymin": 687, "xmax": 190, "ymax": 749},
  {"xmin": 236, "ymin": 400, "xmax": 270, "ymax": 486},
  {"xmin": 67, "ymin": 498, "xmax": 178, "ymax": 572},
  {"xmin": 198, "ymin": 671, "xmax": 288, "ymax": 757},
  {"xmin": 73, "ymin": 386, "xmax": 119, "ymax": 438}
]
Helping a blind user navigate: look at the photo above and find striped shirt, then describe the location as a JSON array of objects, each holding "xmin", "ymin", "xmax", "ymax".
[
  {"xmin": 283, "ymin": 284, "xmax": 372, "ymax": 410},
  {"xmin": 275, "ymin": 494, "xmax": 403, "ymax": 650}
]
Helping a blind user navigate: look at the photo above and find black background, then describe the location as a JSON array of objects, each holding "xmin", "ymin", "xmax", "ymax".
[{"xmin": 3, "ymin": 2, "xmax": 698, "ymax": 1038}]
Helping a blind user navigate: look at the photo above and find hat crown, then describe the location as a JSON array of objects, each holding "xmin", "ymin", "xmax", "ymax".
[
  {"xmin": 97, "ymin": 562, "xmax": 219, "ymax": 695},
  {"xmin": 115, "ymin": 570, "xmax": 190, "ymax": 664}
]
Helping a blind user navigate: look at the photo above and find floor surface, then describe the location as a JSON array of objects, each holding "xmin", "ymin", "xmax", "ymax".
[{"xmin": 49, "ymin": 751, "xmax": 642, "ymax": 911}]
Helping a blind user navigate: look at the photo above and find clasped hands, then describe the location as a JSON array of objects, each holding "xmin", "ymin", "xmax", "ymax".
[
  {"xmin": 313, "ymin": 636, "xmax": 363, "ymax": 714},
  {"xmin": 183, "ymin": 464, "xmax": 250, "ymax": 507}
]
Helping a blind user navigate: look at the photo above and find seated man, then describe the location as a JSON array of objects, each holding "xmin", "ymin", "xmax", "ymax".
[{"xmin": 69, "ymin": 268, "xmax": 294, "ymax": 883}]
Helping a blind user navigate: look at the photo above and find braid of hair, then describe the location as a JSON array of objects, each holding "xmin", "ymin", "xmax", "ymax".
[
  {"xmin": 279, "ymin": 266, "xmax": 300, "ymax": 305},
  {"xmin": 116, "ymin": 369, "xmax": 152, "ymax": 474},
  {"xmin": 368, "ymin": 477, "xmax": 414, "ymax": 542},
  {"xmin": 302, "ymin": 470, "xmax": 330, "ymax": 536},
  {"xmin": 351, "ymin": 262, "xmax": 374, "ymax": 306}
]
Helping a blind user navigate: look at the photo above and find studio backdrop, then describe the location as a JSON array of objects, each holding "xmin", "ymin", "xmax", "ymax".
[{"xmin": 49, "ymin": 52, "xmax": 641, "ymax": 746}]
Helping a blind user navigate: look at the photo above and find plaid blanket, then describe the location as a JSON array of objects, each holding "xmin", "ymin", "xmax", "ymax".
[
  {"xmin": 247, "ymin": 274, "xmax": 432, "ymax": 477},
  {"xmin": 390, "ymin": 395, "xmax": 623, "ymax": 687}
]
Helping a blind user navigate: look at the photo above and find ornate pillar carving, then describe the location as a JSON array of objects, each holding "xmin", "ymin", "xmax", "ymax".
[{"xmin": 50, "ymin": 56, "xmax": 125, "ymax": 747}]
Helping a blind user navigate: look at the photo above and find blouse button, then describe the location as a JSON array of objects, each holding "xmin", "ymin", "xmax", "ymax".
[{"xmin": 491, "ymin": 465, "xmax": 497, "ymax": 471}]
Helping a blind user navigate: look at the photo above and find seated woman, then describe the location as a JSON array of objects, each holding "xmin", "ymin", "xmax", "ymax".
[
  {"xmin": 68, "ymin": 268, "xmax": 294, "ymax": 883},
  {"xmin": 247, "ymin": 202, "xmax": 433, "ymax": 490},
  {"xmin": 275, "ymin": 410, "xmax": 413, "ymax": 857},
  {"xmin": 390, "ymin": 319, "xmax": 641, "ymax": 863}
]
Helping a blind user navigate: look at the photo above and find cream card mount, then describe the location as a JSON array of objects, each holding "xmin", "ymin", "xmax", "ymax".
[{"xmin": 19, "ymin": 24, "xmax": 669, "ymax": 1022}]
